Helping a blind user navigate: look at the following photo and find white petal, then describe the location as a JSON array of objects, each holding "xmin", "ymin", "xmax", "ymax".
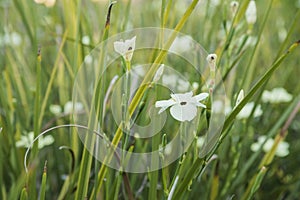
[
  {"xmin": 245, "ymin": 0, "xmax": 257, "ymax": 25},
  {"xmin": 125, "ymin": 36, "xmax": 136, "ymax": 50},
  {"xmin": 193, "ymin": 93, "xmax": 209, "ymax": 102},
  {"xmin": 114, "ymin": 41, "xmax": 126, "ymax": 55},
  {"xmin": 171, "ymin": 91, "xmax": 193, "ymax": 103},
  {"xmin": 170, "ymin": 104, "xmax": 197, "ymax": 122},
  {"xmin": 155, "ymin": 99, "xmax": 176, "ymax": 114},
  {"xmin": 44, "ymin": 0, "xmax": 56, "ymax": 7},
  {"xmin": 34, "ymin": 0, "xmax": 46, "ymax": 3},
  {"xmin": 195, "ymin": 102, "xmax": 206, "ymax": 108}
]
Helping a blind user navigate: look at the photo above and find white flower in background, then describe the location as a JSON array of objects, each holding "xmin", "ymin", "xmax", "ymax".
[
  {"xmin": 153, "ymin": 64, "xmax": 165, "ymax": 82},
  {"xmin": 192, "ymin": 82, "xmax": 199, "ymax": 90},
  {"xmin": 170, "ymin": 35, "xmax": 194, "ymax": 53},
  {"xmin": 212, "ymin": 99, "xmax": 232, "ymax": 116},
  {"xmin": 162, "ymin": 74, "xmax": 190, "ymax": 92},
  {"xmin": 210, "ymin": 0, "xmax": 220, "ymax": 6},
  {"xmin": 49, "ymin": 104, "xmax": 62, "ymax": 116},
  {"xmin": 82, "ymin": 35, "xmax": 90, "ymax": 45},
  {"xmin": 84, "ymin": 55, "xmax": 93, "ymax": 65},
  {"xmin": 16, "ymin": 132, "xmax": 54, "ymax": 149},
  {"xmin": 34, "ymin": 0, "xmax": 56, "ymax": 7},
  {"xmin": 155, "ymin": 91, "xmax": 209, "ymax": 122},
  {"xmin": 230, "ymin": 1, "xmax": 239, "ymax": 16},
  {"xmin": 237, "ymin": 102, "xmax": 262, "ymax": 119},
  {"xmin": 251, "ymin": 136, "xmax": 289, "ymax": 157},
  {"xmin": 245, "ymin": 0, "xmax": 257, "ymax": 25},
  {"xmin": 113, "ymin": 36, "xmax": 136, "ymax": 62},
  {"xmin": 262, "ymin": 88, "xmax": 293, "ymax": 104},
  {"xmin": 235, "ymin": 89, "xmax": 244, "ymax": 107},
  {"xmin": 197, "ymin": 136, "xmax": 205, "ymax": 148},
  {"xmin": 64, "ymin": 101, "xmax": 84, "ymax": 114},
  {"xmin": 0, "ymin": 31, "xmax": 22, "ymax": 47}
]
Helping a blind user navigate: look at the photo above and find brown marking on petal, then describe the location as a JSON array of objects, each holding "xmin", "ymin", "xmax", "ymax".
[
  {"xmin": 180, "ymin": 102, "xmax": 187, "ymax": 105},
  {"xmin": 128, "ymin": 47, "xmax": 132, "ymax": 50}
]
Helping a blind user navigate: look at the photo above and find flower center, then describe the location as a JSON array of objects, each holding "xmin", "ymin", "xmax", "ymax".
[{"xmin": 180, "ymin": 101, "xmax": 187, "ymax": 106}]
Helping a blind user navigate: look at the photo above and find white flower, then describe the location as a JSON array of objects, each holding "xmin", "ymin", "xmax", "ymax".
[
  {"xmin": 235, "ymin": 89, "xmax": 244, "ymax": 107},
  {"xmin": 44, "ymin": 0, "xmax": 56, "ymax": 7},
  {"xmin": 64, "ymin": 101, "xmax": 84, "ymax": 114},
  {"xmin": 245, "ymin": 0, "xmax": 257, "ymax": 25},
  {"xmin": 16, "ymin": 132, "xmax": 54, "ymax": 149},
  {"xmin": 113, "ymin": 36, "xmax": 136, "ymax": 62},
  {"xmin": 34, "ymin": 0, "xmax": 56, "ymax": 7},
  {"xmin": 212, "ymin": 99, "xmax": 232, "ymax": 116},
  {"xmin": 206, "ymin": 54, "xmax": 217, "ymax": 71},
  {"xmin": 262, "ymin": 88, "xmax": 293, "ymax": 104},
  {"xmin": 192, "ymin": 82, "xmax": 199, "ymax": 90},
  {"xmin": 162, "ymin": 74, "xmax": 190, "ymax": 92},
  {"xmin": 34, "ymin": 0, "xmax": 46, "ymax": 3},
  {"xmin": 155, "ymin": 91, "xmax": 209, "ymax": 122},
  {"xmin": 237, "ymin": 102, "xmax": 262, "ymax": 119},
  {"xmin": 170, "ymin": 35, "xmax": 194, "ymax": 53},
  {"xmin": 1, "ymin": 31, "xmax": 22, "ymax": 47},
  {"xmin": 82, "ymin": 35, "xmax": 90, "ymax": 45},
  {"xmin": 49, "ymin": 104, "xmax": 62, "ymax": 115},
  {"xmin": 153, "ymin": 64, "xmax": 165, "ymax": 82},
  {"xmin": 230, "ymin": 1, "xmax": 239, "ymax": 16},
  {"xmin": 197, "ymin": 136, "xmax": 205, "ymax": 148},
  {"xmin": 251, "ymin": 136, "xmax": 289, "ymax": 157}
]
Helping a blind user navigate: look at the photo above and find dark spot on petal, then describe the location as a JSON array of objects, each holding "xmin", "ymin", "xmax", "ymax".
[
  {"xmin": 180, "ymin": 102, "xmax": 187, "ymax": 105},
  {"xmin": 211, "ymin": 56, "xmax": 214, "ymax": 60},
  {"xmin": 128, "ymin": 47, "xmax": 132, "ymax": 50}
]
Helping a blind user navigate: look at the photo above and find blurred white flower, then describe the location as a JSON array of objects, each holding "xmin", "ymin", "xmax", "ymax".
[
  {"xmin": 49, "ymin": 104, "xmax": 62, "ymax": 115},
  {"xmin": 153, "ymin": 64, "xmax": 165, "ymax": 82},
  {"xmin": 34, "ymin": 0, "xmax": 45, "ymax": 3},
  {"xmin": 192, "ymin": 82, "xmax": 199, "ymax": 90},
  {"xmin": 44, "ymin": 0, "xmax": 56, "ymax": 7},
  {"xmin": 16, "ymin": 132, "xmax": 54, "ymax": 149},
  {"xmin": 197, "ymin": 136, "xmax": 205, "ymax": 148},
  {"xmin": 0, "ymin": 31, "xmax": 22, "ymax": 47},
  {"xmin": 64, "ymin": 101, "xmax": 84, "ymax": 114},
  {"xmin": 262, "ymin": 88, "xmax": 293, "ymax": 104},
  {"xmin": 155, "ymin": 91, "xmax": 209, "ymax": 122},
  {"xmin": 170, "ymin": 35, "xmax": 193, "ymax": 53},
  {"xmin": 84, "ymin": 55, "xmax": 93, "ymax": 65},
  {"xmin": 245, "ymin": 0, "xmax": 257, "ymax": 25},
  {"xmin": 251, "ymin": 136, "xmax": 289, "ymax": 157},
  {"xmin": 82, "ymin": 35, "xmax": 90, "ymax": 45},
  {"xmin": 114, "ymin": 36, "xmax": 136, "ymax": 62},
  {"xmin": 212, "ymin": 99, "xmax": 232, "ymax": 116},
  {"xmin": 230, "ymin": 1, "xmax": 239, "ymax": 16},
  {"xmin": 162, "ymin": 74, "xmax": 190, "ymax": 92},
  {"xmin": 34, "ymin": 0, "xmax": 56, "ymax": 7},
  {"xmin": 237, "ymin": 102, "xmax": 262, "ymax": 119},
  {"xmin": 210, "ymin": 0, "xmax": 220, "ymax": 6}
]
